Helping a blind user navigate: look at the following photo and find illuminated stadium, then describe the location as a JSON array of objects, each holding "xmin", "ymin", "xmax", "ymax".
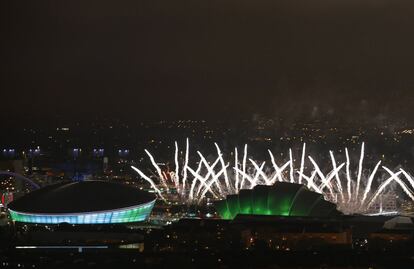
[
  {"xmin": 7, "ymin": 180, "xmax": 156, "ymax": 224},
  {"xmin": 214, "ymin": 182, "xmax": 341, "ymax": 220}
]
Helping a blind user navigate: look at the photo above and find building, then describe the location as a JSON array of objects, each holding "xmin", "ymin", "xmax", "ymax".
[
  {"xmin": 7, "ymin": 180, "xmax": 156, "ymax": 224},
  {"xmin": 214, "ymin": 183, "xmax": 340, "ymax": 220}
]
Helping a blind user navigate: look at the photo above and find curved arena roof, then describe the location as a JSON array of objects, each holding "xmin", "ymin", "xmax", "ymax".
[
  {"xmin": 8, "ymin": 180, "xmax": 156, "ymax": 224},
  {"xmin": 214, "ymin": 182, "xmax": 340, "ymax": 220}
]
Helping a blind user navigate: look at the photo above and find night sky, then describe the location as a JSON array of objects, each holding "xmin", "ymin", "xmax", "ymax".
[{"xmin": 1, "ymin": 0, "xmax": 414, "ymax": 124}]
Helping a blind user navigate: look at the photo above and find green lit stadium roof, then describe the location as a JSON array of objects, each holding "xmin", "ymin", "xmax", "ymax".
[{"xmin": 214, "ymin": 182, "xmax": 340, "ymax": 220}]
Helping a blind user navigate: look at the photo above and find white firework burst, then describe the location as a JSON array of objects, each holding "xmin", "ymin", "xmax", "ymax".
[{"xmin": 131, "ymin": 139, "xmax": 414, "ymax": 215}]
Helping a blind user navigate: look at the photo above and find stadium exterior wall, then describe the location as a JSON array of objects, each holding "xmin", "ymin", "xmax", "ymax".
[{"xmin": 8, "ymin": 199, "xmax": 156, "ymax": 224}]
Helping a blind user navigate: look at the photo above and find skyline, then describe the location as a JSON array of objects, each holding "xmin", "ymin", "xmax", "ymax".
[{"xmin": 2, "ymin": 1, "xmax": 414, "ymax": 268}]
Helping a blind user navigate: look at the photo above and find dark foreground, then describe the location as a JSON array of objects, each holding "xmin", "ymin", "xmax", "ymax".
[{"xmin": 1, "ymin": 248, "xmax": 414, "ymax": 269}]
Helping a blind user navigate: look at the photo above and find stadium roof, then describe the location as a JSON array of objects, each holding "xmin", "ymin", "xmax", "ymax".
[
  {"xmin": 214, "ymin": 182, "xmax": 341, "ymax": 220},
  {"xmin": 8, "ymin": 180, "xmax": 156, "ymax": 214}
]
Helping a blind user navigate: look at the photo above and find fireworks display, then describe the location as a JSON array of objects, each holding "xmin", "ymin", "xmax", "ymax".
[{"xmin": 131, "ymin": 139, "xmax": 414, "ymax": 215}]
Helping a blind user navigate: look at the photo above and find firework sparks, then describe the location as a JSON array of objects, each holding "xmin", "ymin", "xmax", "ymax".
[{"xmin": 132, "ymin": 139, "xmax": 414, "ymax": 215}]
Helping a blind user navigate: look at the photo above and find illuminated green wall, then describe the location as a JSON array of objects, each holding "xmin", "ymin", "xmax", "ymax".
[{"xmin": 214, "ymin": 182, "xmax": 338, "ymax": 220}]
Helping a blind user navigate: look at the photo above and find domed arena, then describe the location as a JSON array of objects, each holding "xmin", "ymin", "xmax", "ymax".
[
  {"xmin": 7, "ymin": 180, "xmax": 156, "ymax": 224},
  {"xmin": 214, "ymin": 182, "xmax": 341, "ymax": 220}
]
